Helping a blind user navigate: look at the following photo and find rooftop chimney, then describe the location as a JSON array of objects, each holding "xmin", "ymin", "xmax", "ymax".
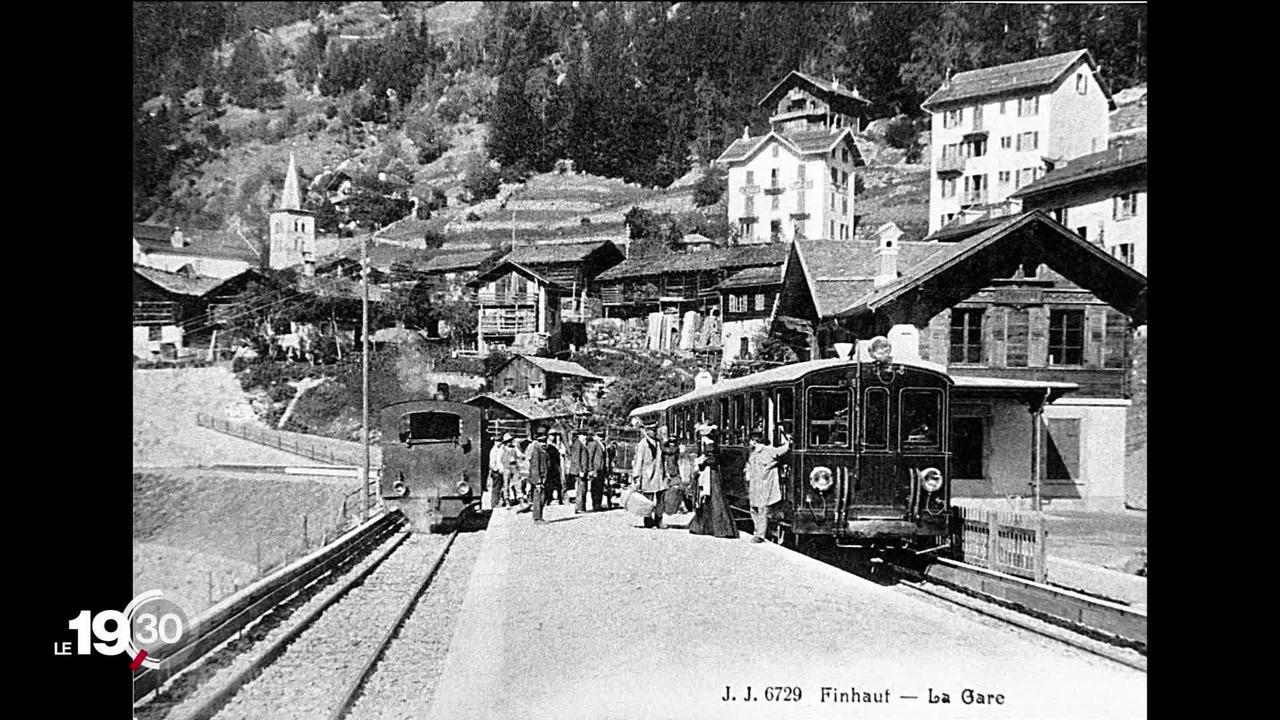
[
  {"xmin": 170, "ymin": 228, "xmax": 185, "ymax": 249},
  {"xmin": 874, "ymin": 223, "xmax": 902, "ymax": 287},
  {"xmin": 742, "ymin": 125, "xmax": 750, "ymax": 140}
]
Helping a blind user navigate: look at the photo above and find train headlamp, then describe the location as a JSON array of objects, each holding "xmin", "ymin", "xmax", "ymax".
[
  {"xmin": 869, "ymin": 336, "xmax": 893, "ymax": 364},
  {"xmin": 920, "ymin": 467, "xmax": 943, "ymax": 493},
  {"xmin": 456, "ymin": 479, "xmax": 472, "ymax": 496},
  {"xmin": 391, "ymin": 479, "xmax": 409, "ymax": 497},
  {"xmin": 809, "ymin": 466, "xmax": 834, "ymax": 492}
]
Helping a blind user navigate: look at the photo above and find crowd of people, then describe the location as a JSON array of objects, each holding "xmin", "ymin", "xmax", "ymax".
[{"xmin": 487, "ymin": 419, "xmax": 792, "ymax": 542}]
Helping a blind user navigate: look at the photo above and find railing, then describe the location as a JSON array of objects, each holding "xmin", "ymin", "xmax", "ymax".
[
  {"xmin": 936, "ymin": 155, "xmax": 965, "ymax": 174},
  {"xmin": 133, "ymin": 301, "xmax": 178, "ymax": 325},
  {"xmin": 962, "ymin": 190, "xmax": 989, "ymax": 205},
  {"xmin": 952, "ymin": 504, "xmax": 1047, "ymax": 583},
  {"xmin": 479, "ymin": 318, "xmax": 537, "ymax": 335},
  {"xmin": 477, "ymin": 292, "xmax": 537, "ymax": 305},
  {"xmin": 196, "ymin": 413, "xmax": 378, "ymax": 468}
]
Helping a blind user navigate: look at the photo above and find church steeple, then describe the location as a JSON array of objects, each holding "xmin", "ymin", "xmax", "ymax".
[{"xmin": 280, "ymin": 153, "xmax": 302, "ymax": 210}]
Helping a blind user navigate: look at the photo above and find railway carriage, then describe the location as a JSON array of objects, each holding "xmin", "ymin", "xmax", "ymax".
[
  {"xmin": 630, "ymin": 337, "xmax": 953, "ymax": 554},
  {"xmin": 379, "ymin": 398, "xmax": 484, "ymax": 532}
]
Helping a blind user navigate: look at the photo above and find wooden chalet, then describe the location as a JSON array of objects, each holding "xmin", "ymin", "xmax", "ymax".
[
  {"xmin": 594, "ymin": 243, "xmax": 790, "ymax": 319},
  {"xmin": 490, "ymin": 354, "xmax": 605, "ymax": 405},
  {"xmin": 464, "ymin": 393, "xmax": 579, "ymax": 443},
  {"xmin": 466, "ymin": 260, "xmax": 568, "ymax": 351}
]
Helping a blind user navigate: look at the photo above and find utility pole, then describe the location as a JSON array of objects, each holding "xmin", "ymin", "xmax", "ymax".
[{"xmin": 361, "ymin": 235, "xmax": 371, "ymax": 522}]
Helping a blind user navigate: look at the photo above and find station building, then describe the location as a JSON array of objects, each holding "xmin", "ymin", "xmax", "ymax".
[{"xmin": 769, "ymin": 211, "xmax": 1147, "ymax": 509}]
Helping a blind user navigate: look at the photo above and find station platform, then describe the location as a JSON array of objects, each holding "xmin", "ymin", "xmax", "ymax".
[{"xmin": 425, "ymin": 503, "xmax": 1144, "ymax": 720}]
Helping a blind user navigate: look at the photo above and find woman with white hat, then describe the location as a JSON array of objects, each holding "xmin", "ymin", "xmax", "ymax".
[{"xmin": 688, "ymin": 423, "xmax": 737, "ymax": 538}]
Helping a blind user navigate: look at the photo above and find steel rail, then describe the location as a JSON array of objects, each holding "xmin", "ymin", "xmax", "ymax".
[
  {"xmin": 169, "ymin": 529, "xmax": 414, "ymax": 720},
  {"xmin": 327, "ymin": 503, "xmax": 479, "ymax": 720},
  {"xmin": 891, "ymin": 574, "xmax": 1147, "ymax": 673}
]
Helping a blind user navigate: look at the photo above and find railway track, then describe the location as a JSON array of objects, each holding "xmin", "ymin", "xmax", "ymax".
[
  {"xmin": 137, "ymin": 507, "xmax": 481, "ymax": 720},
  {"xmin": 773, "ymin": 539, "xmax": 1147, "ymax": 673}
]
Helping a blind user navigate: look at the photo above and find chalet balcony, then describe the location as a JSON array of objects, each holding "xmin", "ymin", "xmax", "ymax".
[
  {"xmin": 962, "ymin": 190, "xmax": 989, "ymax": 206},
  {"xmin": 936, "ymin": 155, "xmax": 965, "ymax": 176},
  {"xmin": 133, "ymin": 301, "xmax": 177, "ymax": 326},
  {"xmin": 476, "ymin": 291, "xmax": 537, "ymax": 306},
  {"xmin": 479, "ymin": 314, "xmax": 537, "ymax": 336},
  {"xmin": 763, "ymin": 185, "xmax": 785, "ymax": 195}
]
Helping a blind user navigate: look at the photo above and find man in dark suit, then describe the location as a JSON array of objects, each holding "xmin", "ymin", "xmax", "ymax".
[
  {"xmin": 528, "ymin": 429, "xmax": 551, "ymax": 525},
  {"xmin": 584, "ymin": 428, "xmax": 608, "ymax": 512}
]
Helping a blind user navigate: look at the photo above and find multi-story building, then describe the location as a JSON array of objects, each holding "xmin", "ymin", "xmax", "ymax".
[
  {"xmin": 923, "ymin": 49, "xmax": 1113, "ymax": 234},
  {"xmin": 1011, "ymin": 139, "xmax": 1147, "ymax": 274},
  {"xmin": 715, "ymin": 71, "xmax": 868, "ymax": 243}
]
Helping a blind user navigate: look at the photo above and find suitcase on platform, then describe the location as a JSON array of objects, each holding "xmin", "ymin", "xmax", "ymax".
[{"xmin": 622, "ymin": 488, "xmax": 654, "ymax": 517}]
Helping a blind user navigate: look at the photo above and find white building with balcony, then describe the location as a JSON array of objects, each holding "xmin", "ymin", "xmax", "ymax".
[
  {"xmin": 715, "ymin": 71, "xmax": 868, "ymax": 243},
  {"xmin": 923, "ymin": 49, "xmax": 1114, "ymax": 234}
]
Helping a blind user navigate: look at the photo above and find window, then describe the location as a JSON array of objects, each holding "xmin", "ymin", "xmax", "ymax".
[
  {"xmin": 1000, "ymin": 136, "xmax": 1012, "ymax": 150},
  {"xmin": 830, "ymin": 167, "xmax": 839, "ymax": 186},
  {"xmin": 771, "ymin": 194, "xmax": 780, "ymax": 210},
  {"xmin": 754, "ymin": 293, "xmax": 766, "ymax": 311},
  {"xmin": 807, "ymin": 387, "xmax": 851, "ymax": 449},
  {"xmin": 1075, "ymin": 226, "xmax": 1088, "ymax": 242},
  {"xmin": 748, "ymin": 392, "xmax": 765, "ymax": 436},
  {"xmin": 739, "ymin": 336, "xmax": 751, "ymax": 359},
  {"xmin": 950, "ymin": 308, "xmax": 984, "ymax": 364},
  {"xmin": 943, "ymin": 108, "xmax": 963, "ymax": 128},
  {"xmin": 1018, "ymin": 95, "xmax": 1039, "ymax": 117},
  {"xmin": 951, "ymin": 417, "xmax": 985, "ymax": 479},
  {"xmin": 1114, "ymin": 243, "xmax": 1135, "ymax": 267},
  {"xmin": 1114, "ymin": 192, "xmax": 1139, "ymax": 220},
  {"xmin": 940, "ymin": 212, "xmax": 956, "ymax": 227},
  {"xmin": 746, "ymin": 170, "xmax": 755, "ymax": 185},
  {"xmin": 775, "ymin": 388, "xmax": 794, "ymax": 438},
  {"xmin": 1076, "ymin": 72, "xmax": 1088, "ymax": 95},
  {"xmin": 772, "ymin": 145, "xmax": 779, "ymax": 158},
  {"xmin": 842, "ymin": 149, "xmax": 850, "ymax": 163},
  {"xmin": 841, "ymin": 170, "xmax": 848, "ymax": 187},
  {"xmin": 794, "ymin": 220, "xmax": 806, "ymax": 238},
  {"xmin": 862, "ymin": 388, "xmax": 889, "ymax": 449},
  {"xmin": 841, "ymin": 197, "xmax": 848, "ymax": 216},
  {"xmin": 942, "ymin": 143, "xmax": 960, "ymax": 161},
  {"xmin": 728, "ymin": 394, "xmax": 745, "ymax": 445},
  {"xmin": 1048, "ymin": 309, "xmax": 1085, "ymax": 366},
  {"xmin": 962, "ymin": 138, "xmax": 987, "ymax": 158},
  {"xmin": 997, "ymin": 170, "xmax": 1011, "ymax": 185},
  {"xmin": 999, "ymin": 100, "xmax": 1007, "ymax": 115},
  {"xmin": 830, "ymin": 220, "xmax": 835, "ymax": 238},
  {"xmin": 770, "ymin": 219, "xmax": 782, "ymax": 241},
  {"xmin": 900, "ymin": 389, "xmax": 942, "ymax": 448},
  {"xmin": 941, "ymin": 177, "xmax": 957, "ymax": 198},
  {"xmin": 148, "ymin": 325, "xmax": 163, "ymax": 341},
  {"xmin": 1051, "ymin": 207, "xmax": 1066, "ymax": 224},
  {"xmin": 744, "ymin": 196, "xmax": 755, "ymax": 215},
  {"xmin": 963, "ymin": 174, "xmax": 987, "ymax": 204},
  {"xmin": 1017, "ymin": 131, "xmax": 1039, "ymax": 151},
  {"xmin": 1046, "ymin": 418, "xmax": 1081, "ymax": 481},
  {"xmin": 1016, "ymin": 167, "xmax": 1040, "ymax": 189},
  {"xmin": 738, "ymin": 218, "xmax": 756, "ymax": 239},
  {"xmin": 399, "ymin": 411, "xmax": 460, "ymax": 443},
  {"xmin": 840, "ymin": 223, "xmax": 848, "ymax": 240},
  {"xmin": 770, "ymin": 168, "xmax": 779, "ymax": 187}
]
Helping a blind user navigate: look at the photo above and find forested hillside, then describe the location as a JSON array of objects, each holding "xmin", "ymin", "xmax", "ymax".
[{"xmin": 133, "ymin": 2, "xmax": 1147, "ymax": 229}]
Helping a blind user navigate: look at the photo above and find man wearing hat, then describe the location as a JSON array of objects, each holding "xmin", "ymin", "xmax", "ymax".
[
  {"xmin": 630, "ymin": 421, "xmax": 666, "ymax": 527},
  {"xmin": 490, "ymin": 433, "xmax": 517, "ymax": 508},
  {"xmin": 528, "ymin": 429, "xmax": 551, "ymax": 524}
]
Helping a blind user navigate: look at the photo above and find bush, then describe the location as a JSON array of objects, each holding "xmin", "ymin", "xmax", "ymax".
[
  {"xmin": 693, "ymin": 167, "xmax": 727, "ymax": 207},
  {"xmin": 883, "ymin": 116, "xmax": 919, "ymax": 150},
  {"xmin": 462, "ymin": 157, "xmax": 501, "ymax": 202}
]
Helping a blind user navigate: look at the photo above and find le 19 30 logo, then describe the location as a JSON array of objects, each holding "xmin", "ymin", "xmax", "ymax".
[{"xmin": 56, "ymin": 590, "xmax": 189, "ymax": 671}]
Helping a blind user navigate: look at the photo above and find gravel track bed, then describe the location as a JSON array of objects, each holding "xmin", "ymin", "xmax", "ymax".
[
  {"xmin": 209, "ymin": 533, "xmax": 449, "ymax": 720},
  {"xmin": 346, "ymin": 530, "xmax": 484, "ymax": 720},
  {"xmin": 136, "ymin": 530, "xmax": 407, "ymax": 720}
]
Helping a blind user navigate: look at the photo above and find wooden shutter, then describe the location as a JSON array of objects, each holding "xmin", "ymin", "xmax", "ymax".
[
  {"xmin": 925, "ymin": 310, "xmax": 950, "ymax": 363},
  {"xmin": 984, "ymin": 306, "xmax": 1006, "ymax": 367},
  {"xmin": 1103, "ymin": 309, "xmax": 1129, "ymax": 369},
  {"xmin": 1084, "ymin": 306, "xmax": 1107, "ymax": 368},
  {"xmin": 1027, "ymin": 306, "xmax": 1049, "ymax": 367},
  {"xmin": 1005, "ymin": 308, "xmax": 1029, "ymax": 367}
]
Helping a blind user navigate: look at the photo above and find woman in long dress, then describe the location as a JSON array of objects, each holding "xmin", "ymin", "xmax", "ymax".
[{"xmin": 688, "ymin": 425, "xmax": 738, "ymax": 538}]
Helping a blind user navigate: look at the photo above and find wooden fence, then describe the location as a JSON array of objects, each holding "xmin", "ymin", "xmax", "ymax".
[
  {"xmin": 952, "ymin": 504, "xmax": 1048, "ymax": 583},
  {"xmin": 196, "ymin": 413, "xmax": 379, "ymax": 468}
]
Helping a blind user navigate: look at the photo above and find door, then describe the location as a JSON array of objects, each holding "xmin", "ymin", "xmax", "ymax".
[{"xmin": 851, "ymin": 385, "xmax": 907, "ymax": 516}]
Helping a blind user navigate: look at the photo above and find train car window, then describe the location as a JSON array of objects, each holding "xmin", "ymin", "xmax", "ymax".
[
  {"xmin": 863, "ymin": 388, "xmax": 889, "ymax": 449},
  {"xmin": 807, "ymin": 388, "xmax": 852, "ymax": 449},
  {"xmin": 748, "ymin": 392, "xmax": 765, "ymax": 437},
  {"xmin": 900, "ymin": 389, "xmax": 942, "ymax": 449},
  {"xmin": 718, "ymin": 397, "xmax": 730, "ymax": 443},
  {"xmin": 729, "ymin": 395, "xmax": 745, "ymax": 445},
  {"xmin": 400, "ymin": 411, "xmax": 461, "ymax": 443},
  {"xmin": 775, "ymin": 388, "xmax": 794, "ymax": 438}
]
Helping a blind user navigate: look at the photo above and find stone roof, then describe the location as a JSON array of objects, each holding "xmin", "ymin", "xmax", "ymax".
[
  {"xmin": 133, "ymin": 265, "xmax": 227, "ymax": 297},
  {"xmin": 134, "ymin": 226, "xmax": 263, "ymax": 262},
  {"xmin": 596, "ymin": 243, "xmax": 789, "ymax": 282},
  {"xmin": 503, "ymin": 240, "xmax": 621, "ymax": 266},
  {"xmin": 715, "ymin": 128, "xmax": 862, "ymax": 164},
  {"xmin": 793, "ymin": 240, "xmax": 954, "ymax": 318},
  {"xmin": 417, "ymin": 249, "xmax": 498, "ymax": 274},
  {"xmin": 464, "ymin": 393, "xmax": 577, "ymax": 421},
  {"xmin": 504, "ymin": 355, "xmax": 604, "ymax": 380},
  {"xmin": 921, "ymin": 49, "xmax": 1107, "ymax": 110},
  {"xmin": 1010, "ymin": 139, "xmax": 1147, "ymax": 200},
  {"xmin": 717, "ymin": 265, "xmax": 784, "ymax": 290}
]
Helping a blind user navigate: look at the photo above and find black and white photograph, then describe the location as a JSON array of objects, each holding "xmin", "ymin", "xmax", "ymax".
[{"xmin": 130, "ymin": 2, "xmax": 1148, "ymax": 718}]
